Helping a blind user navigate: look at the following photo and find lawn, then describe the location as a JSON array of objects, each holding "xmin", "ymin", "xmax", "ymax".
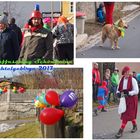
[{"xmin": 0, "ymin": 121, "xmax": 42, "ymax": 138}]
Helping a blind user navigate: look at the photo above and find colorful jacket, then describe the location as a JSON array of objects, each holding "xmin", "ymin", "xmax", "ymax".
[{"xmin": 52, "ymin": 22, "xmax": 74, "ymax": 44}]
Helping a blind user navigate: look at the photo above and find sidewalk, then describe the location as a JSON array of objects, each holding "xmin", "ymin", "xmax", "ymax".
[
  {"xmin": 93, "ymin": 102, "xmax": 140, "ymax": 139},
  {"xmin": 76, "ymin": 4, "xmax": 140, "ymax": 51}
]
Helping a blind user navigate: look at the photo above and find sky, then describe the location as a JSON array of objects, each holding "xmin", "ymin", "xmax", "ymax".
[{"xmin": 0, "ymin": 1, "xmax": 61, "ymax": 27}]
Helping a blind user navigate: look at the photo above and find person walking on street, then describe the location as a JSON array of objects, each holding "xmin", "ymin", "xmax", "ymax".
[
  {"xmin": 104, "ymin": 2, "xmax": 115, "ymax": 24},
  {"xmin": 9, "ymin": 17, "xmax": 22, "ymax": 47},
  {"xmin": 94, "ymin": 81, "xmax": 108, "ymax": 115},
  {"xmin": 0, "ymin": 14, "xmax": 20, "ymax": 61},
  {"xmin": 115, "ymin": 66, "xmax": 139, "ymax": 139},
  {"xmin": 109, "ymin": 68, "xmax": 119, "ymax": 102},
  {"xmin": 19, "ymin": 4, "xmax": 53, "ymax": 63},
  {"xmin": 93, "ymin": 63, "xmax": 101, "ymax": 102},
  {"xmin": 52, "ymin": 15, "xmax": 74, "ymax": 61}
]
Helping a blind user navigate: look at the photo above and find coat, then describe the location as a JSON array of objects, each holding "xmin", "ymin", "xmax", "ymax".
[
  {"xmin": 9, "ymin": 24, "xmax": 22, "ymax": 46},
  {"xmin": 0, "ymin": 28, "xmax": 20, "ymax": 61},
  {"xmin": 19, "ymin": 27, "xmax": 53, "ymax": 62}
]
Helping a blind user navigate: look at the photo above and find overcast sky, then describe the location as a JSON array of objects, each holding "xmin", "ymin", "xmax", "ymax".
[{"xmin": 0, "ymin": 1, "xmax": 61, "ymax": 27}]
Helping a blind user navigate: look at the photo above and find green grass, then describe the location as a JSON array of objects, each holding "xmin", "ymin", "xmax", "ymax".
[{"xmin": 0, "ymin": 121, "xmax": 42, "ymax": 138}]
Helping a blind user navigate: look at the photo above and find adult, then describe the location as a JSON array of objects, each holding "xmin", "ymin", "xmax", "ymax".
[
  {"xmin": 52, "ymin": 15, "xmax": 74, "ymax": 61},
  {"xmin": 0, "ymin": 14, "xmax": 20, "ymax": 61},
  {"xmin": 19, "ymin": 4, "xmax": 53, "ymax": 63},
  {"xmin": 115, "ymin": 66, "xmax": 139, "ymax": 138},
  {"xmin": 109, "ymin": 68, "xmax": 119, "ymax": 102},
  {"xmin": 92, "ymin": 63, "xmax": 101, "ymax": 102},
  {"xmin": 9, "ymin": 17, "xmax": 22, "ymax": 46},
  {"xmin": 104, "ymin": 2, "xmax": 115, "ymax": 24}
]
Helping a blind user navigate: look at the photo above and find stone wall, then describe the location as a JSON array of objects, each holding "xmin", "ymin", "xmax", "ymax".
[{"xmin": 0, "ymin": 89, "xmax": 83, "ymax": 120}]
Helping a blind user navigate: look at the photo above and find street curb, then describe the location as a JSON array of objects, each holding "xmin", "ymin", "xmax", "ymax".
[{"xmin": 77, "ymin": 8, "xmax": 140, "ymax": 52}]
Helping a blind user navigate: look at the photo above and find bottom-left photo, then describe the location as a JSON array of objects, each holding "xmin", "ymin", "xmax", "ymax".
[{"xmin": 0, "ymin": 67, "xmax": 83, "ymax": 138}]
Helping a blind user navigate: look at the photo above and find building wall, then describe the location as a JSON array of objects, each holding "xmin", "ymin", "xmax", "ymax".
[
  {"xmin": 76, "ymin": 2, "xmax": 96, "ymax": 20},
  {"xmin": 115, "ymin": 63, "xmax": 140, "ymax": 77},
  {"xmin": 62, "ymin": 2, "xmax": 74, "ymax": 23}
]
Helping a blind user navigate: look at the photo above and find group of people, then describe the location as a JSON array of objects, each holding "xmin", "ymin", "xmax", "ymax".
[
  {"xmin": 96, "ymin": 2, "xmax": 114, "ymax": 24},
  {"xmin": 0, "ymin": 4, "xmax": 74, "ymax": 64},
  {"xmin": 93, "ymin": 63, "xmax": 139, "ymax": 139}
]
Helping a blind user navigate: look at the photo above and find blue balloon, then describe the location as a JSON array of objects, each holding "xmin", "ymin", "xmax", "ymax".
[
  {"xmin": 35, "ymin": 96, "xmax": 39, "ymax": 100},
  {"xmin": 60, "ymin": 90, "xmax": 78, "ymax": 108}
]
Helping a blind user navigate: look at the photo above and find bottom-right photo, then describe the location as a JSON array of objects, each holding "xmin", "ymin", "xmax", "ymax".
[{"xmin": 93, "ymin": 62, "xmax": 140, "ymax": 139}]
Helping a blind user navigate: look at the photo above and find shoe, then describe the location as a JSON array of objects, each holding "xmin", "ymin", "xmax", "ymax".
[
  {"xmin": 94, "ymin": 109, "xmax": 98, "ymax": 116},
  {"xmin": 115, "ymin": 128, "xmax": 123, "ymax": 139},
  {"xmin": 101, "ymin": 108, "xmax": 107, "ymax": 112},
  {"xmin": 131, "ymin": 125, "xmax": 137, "ymax": 133}
]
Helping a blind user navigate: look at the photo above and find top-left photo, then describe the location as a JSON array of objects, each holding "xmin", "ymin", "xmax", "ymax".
[{"xmin": 0, "ymin": 1, "xmax": 74, "ymax": 65}]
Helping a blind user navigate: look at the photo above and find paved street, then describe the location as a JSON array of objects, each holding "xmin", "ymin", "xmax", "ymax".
[
  {"xmin": 93, "ymin": 102, "xmax": 140, "ymax": 139},
  {"xmin": 77, "ymin": 14, "xmax": 140, "ymax": 58}
]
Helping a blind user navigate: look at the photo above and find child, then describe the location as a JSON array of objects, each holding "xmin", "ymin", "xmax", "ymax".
[
  {"xmin": 94, "ymin": 81, "xmax": 108, "ymax": 115},
  {"xmin": 96, "ymin": 3, "xmax": 105, "ymax": 24}
]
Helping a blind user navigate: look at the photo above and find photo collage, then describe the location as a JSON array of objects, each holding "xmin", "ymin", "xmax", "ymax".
[{"xmin": 0, "ymin": 1, "xmax": 140, "ymax": 140}]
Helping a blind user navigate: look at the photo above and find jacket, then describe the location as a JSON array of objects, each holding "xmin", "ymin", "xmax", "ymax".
[
  {"xmin": 52, "ymin": 22, "xmax": 74, "ymax": 44},
  {"xmin": 9, "ymin": 24, "xmax": 22, "ymax": 46},
  {"xmin": 0, "ymin": 28, "xmax": 20, "ymax": 61},
  {"xmin": 19, "ymin": 27, "xmax": 53, "ymax": 62}
]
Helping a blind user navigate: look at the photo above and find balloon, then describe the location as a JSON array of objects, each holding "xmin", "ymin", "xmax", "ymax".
[
  {"xmin": 0, "ymin": 89, "xmax": 2, "ymax": 94},
  {"xmin": 12, "ymin": 90, "xmax": 17, "ymax": 93},
  {"xmin": 3, "ymin": 87, "xmax": 7, "ymax": 93},
  {"xmin": 13, "ymin": 86, "xmax": 17, "ymax": 90},
  {"xmin": 35, "ymin": 96, "xmax": 39, "ymax": 100},
  {"xmin": 40, "ymin": 108, "xmax": 64, "ymax": 125},
  {"xmin": 18, "ymin": 87, "xmax": 25, "ymax": 93},
  {"xmin": 39, "ymin": 93, "xmax": 48, "ymax": 106},
  {"xmin": 45, "ymin": 90, "xmax": 60, "ymax": 106},
  {"xmin": 60, "ymin": 90, "xmax": 78, "ymax": 108}
]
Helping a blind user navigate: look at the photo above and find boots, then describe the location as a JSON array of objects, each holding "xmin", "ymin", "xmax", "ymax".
[
  {"xmin": 115, "ymin": 128, "xmax": 123, "ymax": 139},
  {"xmin": 101, "ymin": 108, "xmax": 107, "ymax": 112},
  {"xmin": 94, "ymin": 109, "xmax": 98, "ymax": 116},
  {"xmin": 131, "ymin": 125, "xmax": 137, "ymax": 133}
]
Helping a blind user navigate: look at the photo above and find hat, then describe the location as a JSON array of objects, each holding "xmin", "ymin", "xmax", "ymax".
[
  {"xmin": 57, "ymin": 15, "xmax": 68, "ymax": 24},
  {"xmin": 102, "ymin": 81, "xmax": 107, "ymax": 87},
  {"xmin": 0, "ymin": 14, "xmax": 8, "ymax": 25},
  {"xmin": 122, "ymin": 66, "xmax": 130, "ymax": 75},
  {"xmin": 114, "ymin": 67, "xmax": 119, "ymax": 72},
  {"xmin": 31, "ymin": 4, "xmax": 42, "ymax": 19},
  {"xmin": 43, "ymin": 17, "xmax": 51, "ymax": 24}
]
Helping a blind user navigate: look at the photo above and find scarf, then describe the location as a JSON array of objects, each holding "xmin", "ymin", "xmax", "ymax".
[
  {"xmin": 30, "ymin": 24, "xmax": 42, "ymax": 32},
  {"xmin": 118, "ymin": 76, "xmax": 132, "ymax": 92}
]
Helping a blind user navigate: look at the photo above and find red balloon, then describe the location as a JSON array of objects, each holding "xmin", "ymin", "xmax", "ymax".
[
  {"xmin": 18, "ymin": 87, "xmax": 25, "ymax": 93},
  {"xmin": 40, "ymin": 108, "xmax": 64, "ymax": 125},
  {"xmin": 45, "ymin": 90, "xmax": 60, "ymax": 106}
]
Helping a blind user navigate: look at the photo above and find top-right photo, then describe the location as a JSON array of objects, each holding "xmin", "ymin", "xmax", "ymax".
[{"xmin": 76, "ymin": 2, "xmax": 140, "ymax": 58}]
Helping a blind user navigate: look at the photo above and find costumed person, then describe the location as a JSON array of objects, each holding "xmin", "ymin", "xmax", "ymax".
[
  {"xmin": 43, "ymin": 17, "xmax": 51, "ymax": 31},
  {"xmin": 19, "ymin": 4, "xmax": 53, "ymax": 63},
  {"xmin": 52, "ymin": 15, "xmax": 74, "ymax": 61},
  {"xmin": 96, "ymin": 3, "xmax": 105, "ymax": 24},
  {"xmin": 94, "ymin": 81, "xmax": 108, "ymax": 115},
  {"xmin": 92, "ymin": 63, "xmax": 101, "ymax": 102},
  {"xmin": 0, "ymin": 14, "xmax": 20, "ymax": 61},
  {"xmin": 115, "ymin": 66, "xmax": 139, "ymax": 139},
  {"xmin": 104, "ymin": 2, "xmax": 115, "ymax": 24}
]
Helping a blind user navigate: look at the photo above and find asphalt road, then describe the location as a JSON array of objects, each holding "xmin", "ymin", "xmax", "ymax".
[
  {"xmin": 93, "ymin": 102, "xmax": 140, "ymax": 139},
  {"xmin": 77, "ymin": 15, "xmax": 140, "ymax": 58}
]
